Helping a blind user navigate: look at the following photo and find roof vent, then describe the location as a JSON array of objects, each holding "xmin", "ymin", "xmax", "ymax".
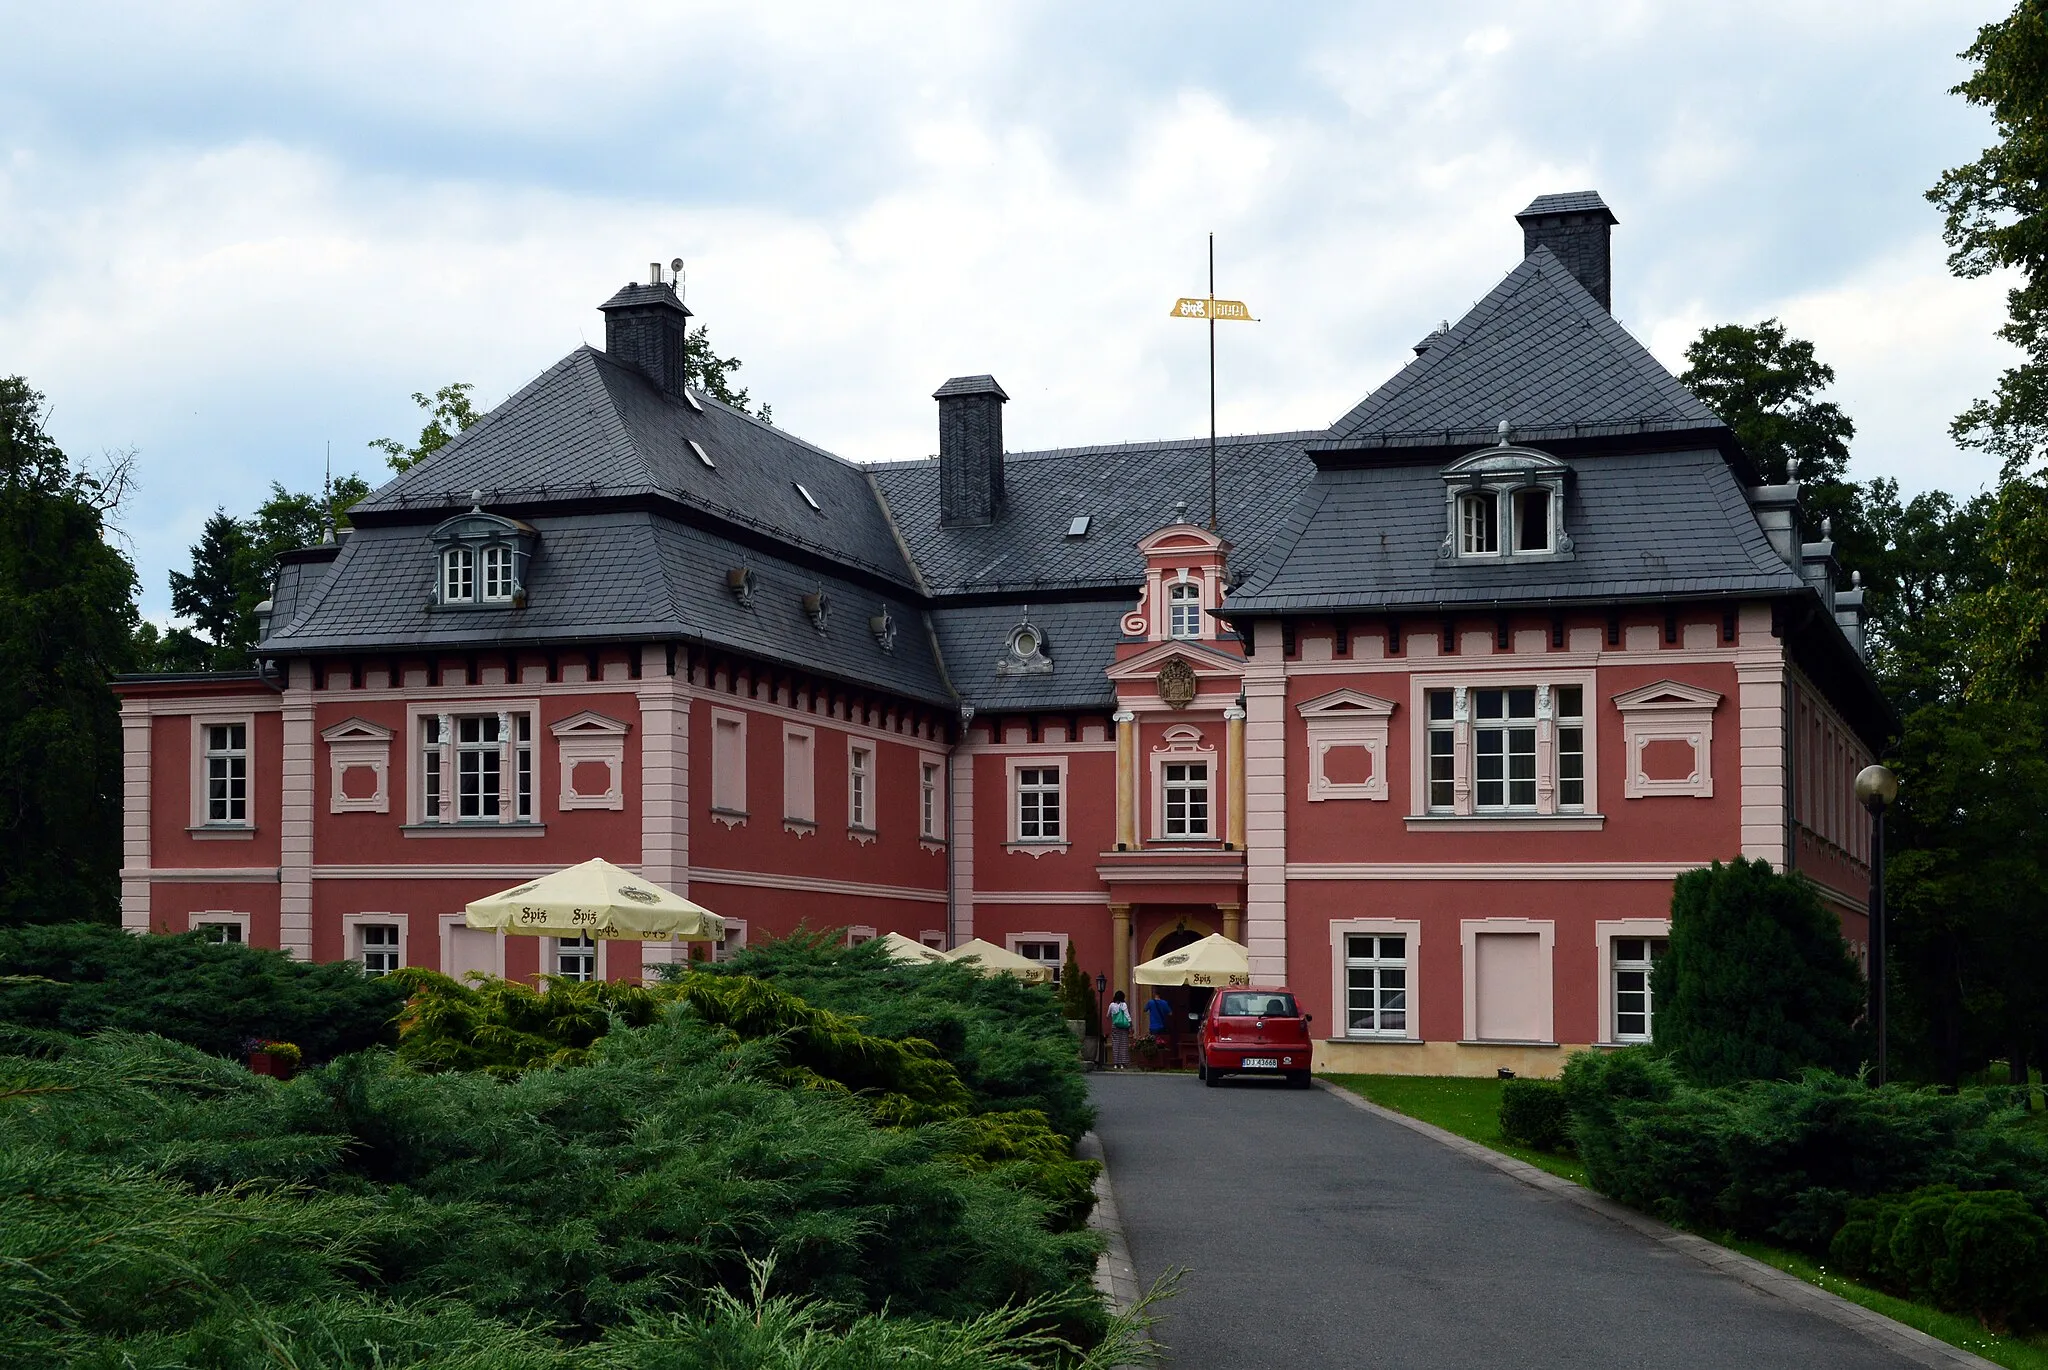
[
  {"xmin": 1515, "ymin": 192, "xmax": 1617, "ymax": 312},
  {"xmin": 802, "ymin": 588, "xmax": 830, "ymax": 631},
  {"xmin": 690, "ymin": 439, "xmax": 715, "ymax": 469},
  {"xmin": 794, "ymin": 482, "xmax": 821, "ymax": 511},
  {"xmin": 727, "ymin": 566, "xmax": 754, "ymax": 607},
  {"xmin": 870, "ymin": 609, "xmax": 896, "ymax": 652}
]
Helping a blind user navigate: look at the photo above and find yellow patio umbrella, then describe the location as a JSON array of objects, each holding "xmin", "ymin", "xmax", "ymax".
[
  {"xmin": 942, "ymin": 937, "xmax": 1054, "ymax": 983},
  {"xmin": 876, "ymin": 931, "xmax": 946, "ymax": 965},
  {"xmin": 1133, "ymin": 933, "xmax": 1252, "ymax": 988},
  {"xmin": 464, "ymin": 858, "xmax": 724, "ymax": 943}
]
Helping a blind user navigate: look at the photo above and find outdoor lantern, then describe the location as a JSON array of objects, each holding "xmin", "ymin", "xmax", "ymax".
[
  {"xmin": 1854, "ymin": 763, "xmax": 1900, "ymax": 1086},
  {"xmin": 1095, "ymin": 973, "xmax": 1107, "ymax": 996}
]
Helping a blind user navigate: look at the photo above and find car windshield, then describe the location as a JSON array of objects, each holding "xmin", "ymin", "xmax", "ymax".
[{"xmin": 1218, "ymin": 992, "xmax": 1297, "ymax": 1018}]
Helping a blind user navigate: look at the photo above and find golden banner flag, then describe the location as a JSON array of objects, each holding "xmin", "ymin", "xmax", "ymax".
[{"xmin": 1171, "ymin": 297, "xmax": 1256, "ymax": 321}]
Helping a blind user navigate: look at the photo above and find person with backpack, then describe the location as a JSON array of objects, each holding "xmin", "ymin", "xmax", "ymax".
[{"xmin": 1107, "ymin": 990, "xmax": 1133, "ymax": 1069}]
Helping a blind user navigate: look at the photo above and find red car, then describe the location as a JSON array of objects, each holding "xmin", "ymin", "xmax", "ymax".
[{"xmin": 1198, "ymin": 986, "xmax": 1315, "ymax": 1088}]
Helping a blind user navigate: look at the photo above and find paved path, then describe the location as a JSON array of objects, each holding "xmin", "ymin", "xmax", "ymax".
[{"xmin": 1091, "ymin": 1072, "xmax": 1929, "ymax": 1370}]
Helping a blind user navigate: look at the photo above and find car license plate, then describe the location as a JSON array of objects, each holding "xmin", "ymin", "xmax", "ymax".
[{"xmin": 1242, "ymin": 1057, "xmax": 1279, "ymax": 1070}]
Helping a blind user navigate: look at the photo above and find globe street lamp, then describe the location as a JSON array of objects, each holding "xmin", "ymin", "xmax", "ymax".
[{"xmin": 1855, "ymin": 763, "xmax": 1901, "ymax": 1086}]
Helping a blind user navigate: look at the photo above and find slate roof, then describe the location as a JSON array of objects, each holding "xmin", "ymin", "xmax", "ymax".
[
  {"xmin": 1318, "ymin": 247, "xmax": 1723, "ymax": 453},
  {"xmin": 1226, "ymin": 447, "xmax": 1808, "ymax": 613},
  {"xmin": 1518, "ymin": 191, "xmax": 1615, "ymax": 220},
  {"xmin": 926, "ymin": 597, "xmax": 1134, "ymax": 712},
  {"xmin": 263, "ymin": 511, "xmax": 950, "ymax": 704},
  {"xmin": 871, "ymin": 430, "xmax": 1322, "ymax": 597},
  {"xmin": 350, "ymin": 347, "xmax": 919, "ymax": 591}
]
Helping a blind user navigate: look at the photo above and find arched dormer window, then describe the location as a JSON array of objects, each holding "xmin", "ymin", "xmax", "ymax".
[
  {"xmin": 1440, "ymin": 444, "xmax": 1572, "ymax": 563},
  {"xmin": 1168, "ymin": 580, "xmax": 1202, "ymax": 638},
  {"xmin": 430, "ymin": 503, "xmax": 538, "ymax": 610},
  {"xmin": 443, "ymin": 546, "xmax": 475, "ymax": 602}
]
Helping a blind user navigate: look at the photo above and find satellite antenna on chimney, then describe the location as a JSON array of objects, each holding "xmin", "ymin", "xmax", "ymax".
[{"xmin": 672, "ymin": 258, "xmax": 686, "ymax": 303}]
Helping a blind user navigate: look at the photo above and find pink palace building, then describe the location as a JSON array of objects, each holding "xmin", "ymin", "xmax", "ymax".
[{"xmin": 116, "ymin": 192, "xmax": 1887, "ymax": 1076}]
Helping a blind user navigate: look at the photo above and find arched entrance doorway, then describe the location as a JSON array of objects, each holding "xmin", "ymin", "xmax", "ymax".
[{"xmin": 1139, "ymin": 921, "xmax": 1215, "ymax": 1067}]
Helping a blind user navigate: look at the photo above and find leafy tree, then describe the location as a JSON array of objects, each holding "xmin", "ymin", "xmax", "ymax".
[
  {"xmin": 1855, "ymin": 479, "xmax": 1999, "ymax": 714},
  {"xmin": 369, "ymin": 380, "xmax": 479, "ymax": 472},
  {"xmin": 1652, "ymin": 857, "xmax": 1867, "ymax": 1085},
  {"xmin": 165, "ymin": 508, "xmax": 250, "ymax": 668},
  {"xmin": 1929, "ymin": 0, "xmax": 2048, "ymax": 473},
  {"xmin": 1680, "ymin": 319, "xmax": 1867, "ymax": 575},
  {"xmin": 688, "ymin": 324, "xmax": 773, "ymax": 424},
  {"xmin": 0, "ymin": 378, "xmax": 138, "ymax": 927}
]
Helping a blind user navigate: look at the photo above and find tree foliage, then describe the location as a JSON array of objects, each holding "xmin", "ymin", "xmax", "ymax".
[
  {"xmin": 369, "ymin": 381, "xmax": 480, "ymax": 473},
  {"xmin": 687, "ymin": 325, "xmax": 773, "ymax": 424},
  {"xmin": 0, "ymin": 378, "xmax": 139, "ymax": 927},
  {"xmin": 1652, "ymin": 858, "xmax": 1866, "ymax": 1085}
]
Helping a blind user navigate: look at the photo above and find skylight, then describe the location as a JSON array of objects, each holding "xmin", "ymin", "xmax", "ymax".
[
  {"xmin": 794, "ymin": 482, "xmax": 821, "ymax": 511},
  {"xmin": 689, "ymin": 440, "xmax": 715, "ymax": 469},
  {"xmin": 1067, "ymin": 515, "xmax": 1091, "ymax": 538}
]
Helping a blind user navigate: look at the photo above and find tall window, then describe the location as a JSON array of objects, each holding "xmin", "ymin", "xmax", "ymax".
[
  {"xmin": 1458, "ymin": 492, "xmax": 1499, "ymax": 554},
  {"xmin": 358, "ymin": 923, "xmax": 400, "ymax": 976},
  {"xmin": 920, "ymin": 762, "xmax": 941, "ymax": 839},
  {"xmin": 557, "ymin": 933, "xmax": 596, "ymax": 982},
  {"xmin": 1473, "ymin": 687, "xmax": 1538, "ymax": 810},
  {"xmin": 1345, "ymin": 934, "xmax": 1408, "ymax": 1037},
  {"xmin": 1426, "ymin": 692, "xmax": 1455, "ymax": 809},
  {"xmin": 1556, "ymin": 685, "xmax": 1585, "ymax": 809},
  {"xmin": 1016, "ymin": 766, "xmax": 1062, "ymax": 841},
  {"xmin": 422, "ymin": 713, "xmax": 532, "ymax": 822},
  {"xmin": 848, "ymin": 745, "xmax": 873, "ymax": 830},
  {"xmin": 442, "ymin": 546, "xmax": 475, "ymax": 602},
  {"xmin": 1513, "ymin": 488, "xmax": 1552, "ymax": 552},
  {"xmin": 1162, "ymin": 761, "xmax": 1210, "ymax": 837},
  {"xmin": 1613, "ymin": 937, "xmax": 1668, "ymax": 1042},
  {"xmin": 1168, "ymin": 580, "xmax": 1202, "ymax": 638},
  {"xmin": 481, "ymin": 544, "xmax": 514, "ymax": 601},
  {"xmin": 204, "ymin": 722, "xmax": 248, "ymax": 824}
]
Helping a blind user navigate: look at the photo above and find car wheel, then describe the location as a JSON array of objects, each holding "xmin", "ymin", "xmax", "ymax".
[
  {"xmin": 1203, "ymin": 1063, "xmax": 1223, "ymax": 1087},
  {"xmin": 1287, "ymin": 1070, "xmax": 1313, "ymax": 1090}
]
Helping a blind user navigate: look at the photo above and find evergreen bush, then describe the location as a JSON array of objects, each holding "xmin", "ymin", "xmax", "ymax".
[
  {"xmin": 1498, "ymin": 1078, "xmax": 1572, "ymax": 1151},
  {"xmin": 1829, "ymin": 1186, "xmax": 2048, "ymax": 1330},
  {"xmin": 1652, "ymin": 858, "xmax": 1866, "ymax": 1085},
  {"xmin": 0, "ymin": 921, "xmax": 404, "ymax": 1062}
]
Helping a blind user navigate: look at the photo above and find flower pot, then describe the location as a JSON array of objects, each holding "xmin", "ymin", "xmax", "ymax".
[{"xmin": 247, "ymin": 1051, "xmax": 296, "ymax": 1080}]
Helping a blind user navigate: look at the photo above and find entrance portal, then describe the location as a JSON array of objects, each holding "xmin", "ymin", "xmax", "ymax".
[{"xmin": 1147, "ymin": 925, "xmax": 1210, "ymax": 1067}]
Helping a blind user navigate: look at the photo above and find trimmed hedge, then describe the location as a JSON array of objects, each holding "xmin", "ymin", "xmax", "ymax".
[
  {"xmin": 1830, "ymin": 1186, "xmax": 2048, "ymax": 1330},
  {"xmin": 1498, "ymin": 1078, "xmax": 1572, "ymax": 1151}
]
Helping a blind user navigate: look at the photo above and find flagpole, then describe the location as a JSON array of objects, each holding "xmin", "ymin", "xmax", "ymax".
[{"xmin": 1208, "ymin": 232, "xmax": 1217, "ymax": 533}]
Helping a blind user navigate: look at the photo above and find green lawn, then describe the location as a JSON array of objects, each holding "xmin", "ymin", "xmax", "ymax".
[{"xmin": 1323, "ymin": 1073, "xmax": 2048, "ymax": 1370}]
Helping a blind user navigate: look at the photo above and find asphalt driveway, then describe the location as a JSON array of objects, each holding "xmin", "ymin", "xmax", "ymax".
[{"xmin": 1091, "ymin": 1072, "xmax": 1928, "ymax": 1370}]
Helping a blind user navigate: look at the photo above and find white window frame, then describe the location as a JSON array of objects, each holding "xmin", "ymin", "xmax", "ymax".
[
  {"xmin": 1150, "ymin": 725, "xmax": 1217, "ymax": 841},
  {"xmin": 1167, "ymin": 577, "xmax": 1203, "ymax": 639},
  {"xmin": 442, "ymin": 546, "xmax": 475, "ymax": 603},
  {"xmin": 549, "ymin": 932, "xmax": 603, "ymax": 982},
  {"xmin": 342, "ymin": 911, "xmax": 409, "ymax": 977},
  {"xmin": 1595, "ymin": 918, "xmax": 1671, "ymax": 1046},
  {"xmin": 847, "ymin": 740, "xmax": 875, "ymax": 834},
  {"xmin": 191, "ymin": 713, "xmax": 255, "ymax": 831},
  {"xmin": 713, "ymin": 918, "xmax": 750, "ymax": 963},
  {"xmin": 918, "ymin": 755, "xmax": 944, "ymax": 841},
  {"xmin": 1511, "ymin": 487, "xmax": 1554, "ymax": 553},
  {"xmin": 439, "ymin": 914, "xmax": 506, "ymax": 980},
  {"xmin": 1162, "ymin": 759, "xmax": 1212, "ymax": 838},
  {"xmin": 188, "ymin": 910, "xmax": 251, "ymax": 944},
  {"xmin": 1006, "ymin": 931, "xmax": 1069, "ymax": 981},
  {"xmin": 919, "ymin": 929, "xmax": 947, "ymax": 950},
  {"xmin": 1331, "ymin": 918, "xmax": 1421, "ymax": 1041},
  {"xmin": 1458, "ymin": 490, "xmax": 1500, "ymax": 555},
  {"xmin": 782, "ymin": 722, "xmax": 816, "ymax": 828},
  {"xmin": 480, "ymin": 543, "xmax": 515, "ymax": 602},
  {"xmin": 409, "ymin": 702, "xmax": 538, "ymax": 825},
  {"xmin": 552, "ymin": 710, "xmax": 630, "ymax": 811},
  {"xmin": 1408, "ymin": 671, "xmax": 1599, "ymax": 819},
  {"xmin": 1461, "ymin": 917, "xmax": 1555, "ymax": 1044},
  {"xmin": 710, "ymin": 707, "xmax": 748, "ymax": 823},
  {"xmin": 1010, "ymin": 756, "xmax": 1067, "ymax": 845},
  {"xmin": 845, "ymin": 924, "xmax": 878, "ymax": 947}
]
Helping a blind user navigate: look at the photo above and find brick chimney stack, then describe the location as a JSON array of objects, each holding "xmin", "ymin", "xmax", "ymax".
[
  {"xmin": 1516, "ymin": 192, "xmax": 1618, "ymax": 312},
  {"xmin": 935, "ymin": 374, "xmax": 1009, "ymax": 527},
  {"xmin": 599, "ymin": 266, "xmax": 693, "ymax": 397}
]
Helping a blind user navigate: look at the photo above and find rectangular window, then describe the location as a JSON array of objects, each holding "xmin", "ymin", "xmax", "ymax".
[
  {"xmin": 457, "ymin": 715, "xmax": 502, "ymax": 819},
  {"xmin": 1017, "ymin": 766, "xmax": 1062, "ymax": 841},
  {"xmin": 712, "ymin": 714, "xmax": 746, "ymax": 815},
  {"xmin": 196, "ymin": 921, "xmax": 243, "ymax": 944},
  {"xmin": 204, "ymin": 722, "xmax": 248, "ymax": 824},
  {"xmin": 848, "ymin": 745, "xmax": 873, "ymax": 830},
  {"xmin": 1426, "ymin": 691, "xmax": 1455, "ymax": 810},
  {"xmin": 783, "ymin": 728, "xmax": 814, "ymax": 823},
  {"xmin": 713, "ymin": 920, "xmax": 749, "ymax": 963},
  {"xmin": 423, "ymin": 712, "xmax": 532, "ymax": 822},
  {"xmin": 1556, "ymin": 685, "xmax": 1585, "ymax": 810},
  {"xmin": 1513, "ymin": 488, "xmax": 1552, "ymax": 551},
  {"xmin": 1613, "ymin": 937, "xmax": 1668, "ymax": 1042},
  {"xmin": 481, "ymin": 544, "xmax": 514, "ymax": 601},
  {"xmin": 920, "ymin": 761, "xmax": 941, "ymax": 839},
  {"xmin": 1473, "ymin": 688, "xmax": 1538, "ymax": 810},
  {"xmin": 557, "ymin": 933, "xmax": 597, "ymax": 982},
  {"xmin": 1015, "ymin": 940, "xmax": 1063, "ymax": 981},
  {"xmin": 1168, "ymin": 581, "xmax": 1203, "ymax": 638},
  {"xmin": 1163, "ymin": 761, "xmax": 1210, "ymax": 837},
  {"xmin": 1345, "ymin": 933, "xmax": 1408, "ymax": 1037},
  {"xmin": 1459, "ymin": 492, "xmax": 1499, "ymax": 554},
  {"xmin": 422, "ymin": 716, "xmax": 442, "ymax": 819},
  {"xmin": 359, "ymin": 923, "xmax": 400, "ymax": 976}
]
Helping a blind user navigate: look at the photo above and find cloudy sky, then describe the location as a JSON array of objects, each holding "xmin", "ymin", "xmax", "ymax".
[{"xmin": 0, "ymin": 1, "xmax": 2018, "ymax": 622}]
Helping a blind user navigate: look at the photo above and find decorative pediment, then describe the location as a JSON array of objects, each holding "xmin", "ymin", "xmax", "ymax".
[
  {"xmin": 320, "ymin": 717, "xmax": 393, "ymax": 743},
  {"xmin": 1439, "ymin": 445, "xmax": 1570, "ymax": 484},
  {"xmin": 1296, "ymin": 688, "xmax": 1398, "ymax": 719},
  {"xmin": 549, "ymin": 710, "xmax": 632, "ymax": 737},
  {"xmin": 1105, "ymin": 639, "xmax": 1245, "ymax": 680},
  {"xmin": 429, "ymin": 508, "xmax": 537, "ymax": 542},
  {"xmin": 1611, "ymin": 680, "xmax": 1723, "ymax": 713},
  {"xmin": 1138, "ymin": 524, "xmax": 1227, "ymax": 555}
]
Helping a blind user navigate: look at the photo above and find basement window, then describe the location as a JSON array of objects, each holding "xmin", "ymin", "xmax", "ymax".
[
  {"xmin": 689, "ymin": 439, "xmax": 715, "ymax": 469},
  {"xmin": 794, "ymin": 482, "xmax": 821, "ymax": 511}
]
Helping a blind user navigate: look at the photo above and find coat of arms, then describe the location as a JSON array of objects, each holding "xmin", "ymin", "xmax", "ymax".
[{"xmin": 1157, "ymin": 657, "xmax": 1198, "ymax": 709}]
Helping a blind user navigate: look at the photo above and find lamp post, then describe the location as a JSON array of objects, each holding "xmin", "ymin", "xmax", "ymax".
[{"xmin": 1855, "ymin": 763, "xmax": 1901, "ymax": 1086}]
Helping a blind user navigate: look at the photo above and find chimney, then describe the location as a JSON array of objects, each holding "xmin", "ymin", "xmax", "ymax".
[
  {"xmin": 935, "ymin": 374, "xmax": 1009, "ymax": 527},
  {"xmin": 1516, "ymin": 191, "xmax": 1618, "ymax": 311},
  {"xmin": 598, "ymin": 266, "xmax": 693, "ymax": 397}
]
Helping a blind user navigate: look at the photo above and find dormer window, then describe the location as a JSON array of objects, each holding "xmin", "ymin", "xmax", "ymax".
[
  {"xmin": 481, "ymin": 545, "xmax": 515, "ymax": 601},
  {"xmin": 443, "ymin": 547, "xmax": 475, "ymax": 602},
  {"xmin": 1440, "ymin": 445, "xmax": 1572, "ymax": 563},
  {"xmin": 1168, "ymin": 580, "xmax": 1202, "ymax": 638}
]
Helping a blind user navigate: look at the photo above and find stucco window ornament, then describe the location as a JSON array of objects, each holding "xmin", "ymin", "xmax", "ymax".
[
  {"xmin": 551, "ymin": 710, "xmax": 631, "ymax": 811},
  {"xmin": 869, "ymin": 608, "xmax": 896, "ymax": 653},
  {"xmin": 1612, "ymin": 679, "xmax": 1722, "ymax": 798},
  {"xmin": 1297, "ymin": 688, "xmax": 1396, "ymax": 802},
  {"xmin": 429, "ymin": 498, "xmax": 537, "ymax": 608},
  {"xmin": 727, "ymin": 566, "xmax": 755, "ymax": 607},
  {"xmin": 1156, "ymin": 656, "xmax": 1198, "ymax": 709},
  {"xmin": 999, "ymin": 618, "xmax": 1053, "ymax": 676},
  {"xmin": 321, "ymin": 717, "xmax": 394, "ymax": 814},
  {"xmin": 802, "ymin": 588, "xmax": 830, "ymax": 632},
  {"xmin": 1437, "ymin": 436, "xmax": 1573, "ymax": 563}
]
